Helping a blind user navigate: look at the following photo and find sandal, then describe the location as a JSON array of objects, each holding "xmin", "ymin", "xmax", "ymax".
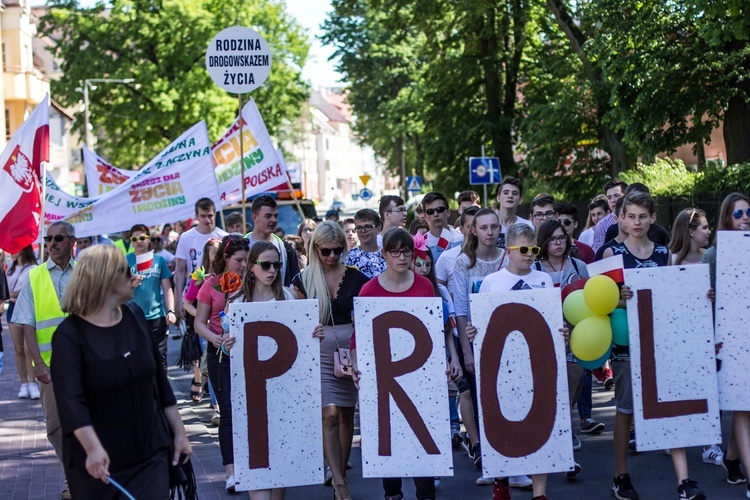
[{"xmin": 190, "ymin": 379, "xmax": 203, "ymax": 403}]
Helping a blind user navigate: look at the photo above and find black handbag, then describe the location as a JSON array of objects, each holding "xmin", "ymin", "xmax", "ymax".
[
  {"xmin": 177, "ymin": 322, "xmax": 203, "ymax": 371},
  {"xmin": 126, "ymin": 302, "xmax": 199, "ymax": 499}
]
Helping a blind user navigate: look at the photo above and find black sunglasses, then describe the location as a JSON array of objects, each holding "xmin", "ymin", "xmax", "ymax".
[
  {"xmin": 255, "ymin": 261, "xmax": 281, "ymax": 271},
  {"xmin": 560, "ymin": 219, "xmax": 574, "ymax": 226},
  {"xmin": 43, "ymin": 235, "xmax": 72, "ymax": 243},
  {"xmin": 425, "ymin": 206, "xmax": 448, "ymax": 216},
  {"xmin": 150, "ymin": 237, "xmax": 161, "ymax": 243},
  {"xmin": 318, "ymin": 246, "xmax": 345, "ymax": 257}
]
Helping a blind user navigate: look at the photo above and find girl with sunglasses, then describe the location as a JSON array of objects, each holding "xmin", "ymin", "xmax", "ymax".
[
  {"xmin": 291, "ymin": 221, "xmax": 369, "ymax": 500},
  {"xmin": 702, "ymin": 192, "xmax": 750, "ymax": 489},
  {"xmin": 195, "ymin": 235, "xmax": 249, "ymax": 492},
  {"xmin": 227, "ymin": 241, "xmax": 324, "ymax": 500}
]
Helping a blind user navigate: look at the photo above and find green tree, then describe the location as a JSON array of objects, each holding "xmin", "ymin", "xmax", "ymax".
[{"xmin": 40, "ymin": 0, "xmax": 309, "ymax": 167}]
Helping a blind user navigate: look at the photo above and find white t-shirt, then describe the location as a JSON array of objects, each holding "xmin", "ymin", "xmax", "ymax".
[
  {"xmin": 479, "ymin": 268, "xmax": 553, "ymax": 293},
  {"xmin": 500, "ymin": 216, "xmax": 534, "ymax": 233},
  {"xmin": 174, "ymin": 226, "xmax": 228, "ymax": 276},
  {"xmin": 156, "ymin": 249, "xmax": 175, "ymax": 265},
  {"xmin": 434, "ymin": 243, "xmax": 463, "ymax": 297},
  {"xmin": 578, "ymin": 227, "xmax": 595, "ymax": 246}
]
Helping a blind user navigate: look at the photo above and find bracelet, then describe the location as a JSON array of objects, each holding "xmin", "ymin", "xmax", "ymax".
[{"xmin": 167, "ymin": 310, "xmax": 175, "ymax": 314}]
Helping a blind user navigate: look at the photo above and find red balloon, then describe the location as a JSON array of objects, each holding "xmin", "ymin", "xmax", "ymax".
[{"xmin": 561, "ymin": 278, "xmax": 588, "ymax": 303}]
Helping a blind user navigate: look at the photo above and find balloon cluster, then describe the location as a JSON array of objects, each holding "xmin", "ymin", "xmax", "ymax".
[{"xmin": 562, "ymin": 275, "xmax": 629, "ymax": 369}]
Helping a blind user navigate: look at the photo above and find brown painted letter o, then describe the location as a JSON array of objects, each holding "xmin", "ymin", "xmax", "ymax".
[{"xmin": 480, "ymin": 303, "xmax": 558, "ymax": 457}]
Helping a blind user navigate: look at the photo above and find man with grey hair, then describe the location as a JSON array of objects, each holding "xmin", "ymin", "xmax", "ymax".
[{"xmin": 12, "ymin": 220, "xmax": 76, "ymax": 499}]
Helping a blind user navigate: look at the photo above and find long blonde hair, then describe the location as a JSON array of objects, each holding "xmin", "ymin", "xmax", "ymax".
[
  {"xmin": 62, "ymin": 245, "xmax": 127, "ymax": 316},
  {"xmin": 301, "ymin": 221, "xmax": 347, "ymax": 323}
]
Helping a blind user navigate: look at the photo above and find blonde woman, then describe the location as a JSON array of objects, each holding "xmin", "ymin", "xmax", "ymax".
[
  {"xmin": 52, "ymin": 245, "xmax": 191, "ymax": 499},
  {"xmin": 292, "ymin": 221, "xmax": 369, "ymax": 500}
]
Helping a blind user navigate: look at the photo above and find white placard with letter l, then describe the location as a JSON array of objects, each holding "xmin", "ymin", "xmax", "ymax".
[
  {"xmin": 354, "ymin": 297, "xmax": 453, "ymax": 478},
  {"xmin": 229, "ymin": 299, "xmax": 322, "ymax": 491},
  {"xmin": 471, "ymin": 289, "xmax": 574, "ymax": 477},
  {"xmin": 626, "ymin": 265, "xmax": 721, "ymax": 450}
]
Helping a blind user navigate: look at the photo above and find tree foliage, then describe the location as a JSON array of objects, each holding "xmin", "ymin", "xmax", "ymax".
[{"xmin": 40, "ymin": 0, "xmax": 309, "ymax": 167}]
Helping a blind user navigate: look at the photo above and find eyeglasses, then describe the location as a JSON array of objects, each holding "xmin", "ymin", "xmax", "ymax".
[
  {"xmin": 507, "ymin": 245, "xmax": 541, "ymax": 256},
  {"xmin": 302, "ymin": 228, "xmax": 314, "ymax": 234},
  {"xmin": 732, "ymin": 208, "xmax": 750, "ymax": 219},
  {"xmin": 425, "ymin": 206, "xmax": 448, "ymax": 216},
  {"xmin": 130, "ymin": 235, "xmax": 149, "ymax": 242},
  {"xmin": 559, "ymin": 219, "xmax": 574, "ymax": 226},
  {"xmin": 547, "ymin": 235, "xmax": 567, "ymax": 244},
  {"xmin": 531, "ymin": 211, "xmax": 556, "ymax": 221},
  {"xmin": 388, "ymin": 249, "xmax": 414, "ymax": 258},
  {"xmin": 255, "ymin": 261, "xmax": 281, "ymax": 271},
  {"xmin": 387, "ymin": 208, "xmax": 407, "ymax": 214},
  {"xmin": 150, "ymin": 237, "xmax": 162, "ymax": 243},
  {"xmin": 318, "ymin": 246, "xmax": 345, "ymax": 257},
  {"xmin": 43, "ymin": 235, "xmax": 72, "ymax": 243},
  {"xmin": 355, "ymin": 224, "xmax": 376, "ymax": 233}
]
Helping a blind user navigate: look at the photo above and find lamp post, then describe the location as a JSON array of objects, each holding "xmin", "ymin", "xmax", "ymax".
[{"xmin": 82, "ymin": 78, "xmax": 135, "ymax": 148}]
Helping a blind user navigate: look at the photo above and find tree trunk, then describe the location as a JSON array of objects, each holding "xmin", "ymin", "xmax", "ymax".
[
  {"xmin": 724, "ymin": 92, "xmax": 750, "ymax": 165},
  {"xmin": 601, "ymin": 124, "xmax": 632, "ymax": 176}
]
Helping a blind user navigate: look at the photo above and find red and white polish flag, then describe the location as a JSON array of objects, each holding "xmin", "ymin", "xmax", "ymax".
[
  {"xmin": 0, "ymin": 95, "xmax": 49, "ymax": 253},
  {"xmin": 587, "ymin": 254, "xmax": 625, "ymax": 284},
  {"xmin": 136, "ymin": 250, "xmax": 154, "ymax": 272}
]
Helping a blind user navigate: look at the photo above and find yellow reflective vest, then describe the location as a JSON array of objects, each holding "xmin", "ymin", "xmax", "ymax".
[
  {"xmin": 114, "ymin": 238, "xmax": 134, "ymax": 255},
  {"xmin": 29, "ymin": 264, "xmax": 71, "ymax": 365}
]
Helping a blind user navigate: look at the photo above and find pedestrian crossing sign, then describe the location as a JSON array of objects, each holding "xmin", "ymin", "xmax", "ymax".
[{"xmin": 406, "ymin": 176, "xmax": 422, "ymax": 192}]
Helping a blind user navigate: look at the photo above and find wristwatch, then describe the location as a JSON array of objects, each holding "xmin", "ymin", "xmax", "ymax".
[{"xmin": 167, "ymin": 309, "xmax": 176, "ymax": 314}]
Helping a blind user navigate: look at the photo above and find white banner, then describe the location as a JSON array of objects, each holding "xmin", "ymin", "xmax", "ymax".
[
  {"xmin": 212, "ymin": 99, "xmax": 288, "ymax": 206},
  {"xmin": 229, "ymin": 299, "xmax": 323, "ymax": 491},
  {"xmin": 715, "ymin": 231, "xmax": 750, "ymax": 410},
  {"xmin": 470, "ymin": 289, "xmax": 574, "ymax": 477},
  {"xmin": 64, "ymin": 122, "xmax": 221, "ymax": 237},
  {"xmin": 44, "ymin": 175, "xmax": 97, "ymax": 227},
  {"xmin": 353, "ymin": 297, "xmax": 453, "ymax": 478},
  {"xmin": 83, "ymin": 146, "xmax": 137, "ymax": 196},
  {"xmin": 626, "ymin": 265, "xmax": 721, "ymax": 450}
]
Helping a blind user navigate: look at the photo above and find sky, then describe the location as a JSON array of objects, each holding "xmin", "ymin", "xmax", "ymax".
[{"xmin": 42, "ymin": 0, "xmax": 343, "ymax": 88}]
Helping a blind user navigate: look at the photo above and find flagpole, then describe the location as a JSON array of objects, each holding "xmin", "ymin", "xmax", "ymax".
[
  {"xmin": 238, "ymin": 93, "xmax": 246, "ymax": 232},
  {"xmin": 39, "ymin": 163, "xmax": 46, "ymax": 263}
]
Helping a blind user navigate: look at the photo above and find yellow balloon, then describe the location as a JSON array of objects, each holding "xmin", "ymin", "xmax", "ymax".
[
  {"xmin": 570, "ymin": 315, "xmax": 613, "ymax": 361},
  {"xmin": 563, "ymin": 290, "xmax": 597, "ymax": 326},
  {"xmin": 584, "ymin": 275, "xmax": 620, "ymax": 315}
]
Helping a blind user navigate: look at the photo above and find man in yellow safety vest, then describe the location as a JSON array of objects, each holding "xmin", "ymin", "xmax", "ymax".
[{"xmin": 12, "ymin": 220, "xmax": 76, "ymax": 500}]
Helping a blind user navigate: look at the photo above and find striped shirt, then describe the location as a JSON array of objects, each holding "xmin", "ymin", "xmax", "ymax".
[
  {"xmin": 11, "ymin": 258, "xmax": 76, "ymax": 328},
  {"xmin": 592, "ymin": 212, "xmax": 617, "ymax": 252}
]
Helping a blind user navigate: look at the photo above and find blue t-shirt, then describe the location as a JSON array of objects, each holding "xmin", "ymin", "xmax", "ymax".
[{"xmin": 127, "ymin": 254, "xmax": 172, "ymax": 320}]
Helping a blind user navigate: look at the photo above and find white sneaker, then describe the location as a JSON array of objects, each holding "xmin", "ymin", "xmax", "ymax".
[
  {"xmin": 28, "ymin": 383, "xmax": 40, "ymax": 400},
  {"xmin": 225, "ymin": 474, "xmax": 236, "ymax": 492},
  {"xmin": 18, "ymin": 383, "xmax": 30, "ymax": 399},
  {"xmin": 508, "ymin": 475, "xmax": 532, "ymax": 488},
  {"xmin": 476, "ymin": 475, "xmax": 494, "ymax": 485},
  {"xmin": 702, "ymin": 444, "xmax": 724, "ymax": 466}
]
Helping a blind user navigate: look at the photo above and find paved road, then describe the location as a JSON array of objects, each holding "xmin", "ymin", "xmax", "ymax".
[{"xmin": 0, "ymin": 320, "xmax": 744, "ymax": 499}]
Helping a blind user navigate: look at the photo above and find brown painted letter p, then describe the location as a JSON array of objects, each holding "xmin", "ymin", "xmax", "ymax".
[
  {"xmin": 373, "ymin": 311, "xmax": 440, "ymax": 456},
  {"xmin": 244, "ymin": 321, "xmax": 299, "ymax": 469}
]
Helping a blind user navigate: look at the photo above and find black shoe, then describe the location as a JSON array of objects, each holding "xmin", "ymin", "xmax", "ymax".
[
  {"xmin": 722, "ymin": 454, "xmax": 747, "ymax": 484},
  {"xmin": 677, "ymin": 479, "xmax": 705, "ymax": 500},
  {"xmin": 612, "ymin": 473, "xmax": 639, "ymax": 499},
  {"xmin": 566, "ymin": 461, "xmax": 582, "ymax": 479},
  {"xmin": 452, "ymin": 432, "xmax": 463, "ymax": 449},
  {"xmin": 471, "ymin": 443, "xmax": 482, "ymax": 469}
]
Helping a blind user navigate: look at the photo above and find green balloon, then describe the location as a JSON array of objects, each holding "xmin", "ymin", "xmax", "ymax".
[
  {"xmin": 563, "ymin": 290, "xmax": 597, "ymax": 326},
  {"xmin": 610, "ymin": 308, "xmax": 629, "ymax": 346}
]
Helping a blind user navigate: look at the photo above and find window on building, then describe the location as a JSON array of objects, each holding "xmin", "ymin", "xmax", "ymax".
[{"xmin": 5, "ymin": 109, "xmax": 10, "ymax": 141}]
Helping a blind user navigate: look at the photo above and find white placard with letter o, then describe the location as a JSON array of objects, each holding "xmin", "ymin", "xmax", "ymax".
[{"xmin": 206, "ymin": 26, "xmax": 272, "ymax": 94}]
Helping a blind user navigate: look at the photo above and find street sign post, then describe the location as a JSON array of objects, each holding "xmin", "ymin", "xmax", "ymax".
[
  {"xmin": 406, "ymin": 176, "xmax": 422, "ymax": 193},
  {"xmin": 469, "ymin": 156, "xmax": 501, "ymax": 208}
]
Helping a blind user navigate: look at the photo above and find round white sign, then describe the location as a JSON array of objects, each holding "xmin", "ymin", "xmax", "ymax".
[{"xmin": 206, "ymin": 26, "xmax": 272, "ymax": 94}]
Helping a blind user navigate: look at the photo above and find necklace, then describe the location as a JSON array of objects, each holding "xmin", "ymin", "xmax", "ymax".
[{"xmin": 547, "ymin": 257, "xmax": 563, "ymax": 273}]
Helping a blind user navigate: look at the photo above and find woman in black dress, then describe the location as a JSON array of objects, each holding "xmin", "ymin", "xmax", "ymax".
[
  {"xmin": 52, "ymin": 245, "xmax": 192, "ymax": 499},
  {"xmin": 292, "ymin": 221, "xmax": 369, "ymax": 500}
]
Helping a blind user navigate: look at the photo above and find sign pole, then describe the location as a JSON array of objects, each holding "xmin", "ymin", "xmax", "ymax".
[
  {"xmin": 239, "ymin": 92, "xmax": 246, "ymax": 231},
  {"xmin": 481, "ymin": 144, "xmax": 488, "ymax": 208}
]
